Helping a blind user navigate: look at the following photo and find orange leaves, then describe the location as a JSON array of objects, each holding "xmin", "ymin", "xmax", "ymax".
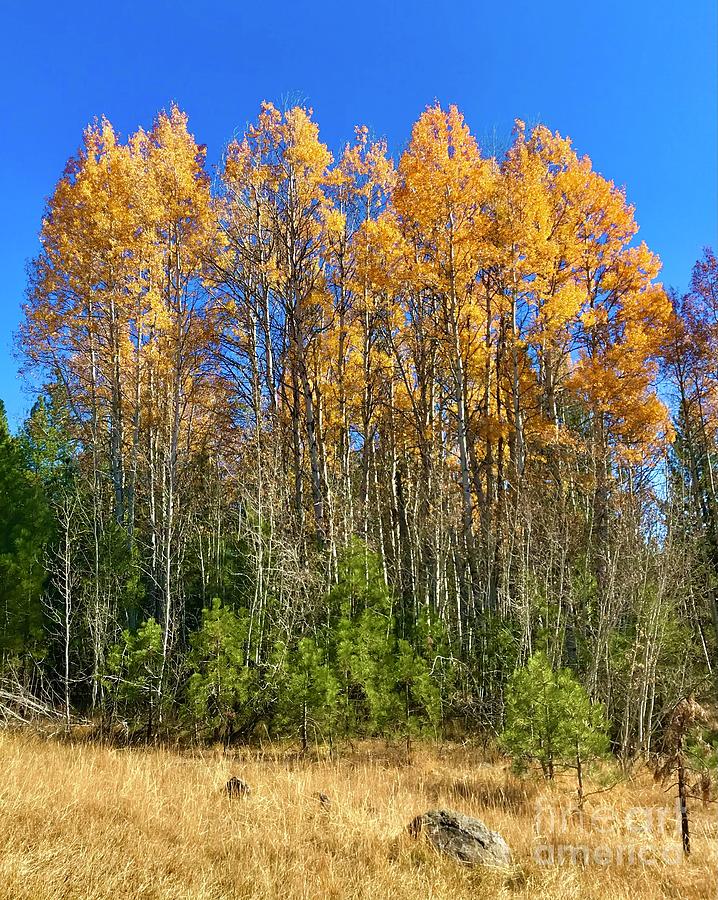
[
  {"xmin": 24, "ymin": 97, "xmax": 675, "ymax": 519},
  {"xmin": 568, "ymin": 354, "xmax": 672, "ymax": 460},
  {"xmin": 23, "ymin": 103, "xmax": 221, "ymax": 477},
  {"xmin": 336, "ymin": 126, "xmax": 396, "ymax": 211},
  {"xmin": 485, "ymin": 115, "xmax": 672, "ymax": 462},
  {"xmin": 283, "ymin": 106, "xmax": 333, "ymax": 182},
  {"xmin": 394, "ymin": 104, "xmax": 494, "ymax": 263}
]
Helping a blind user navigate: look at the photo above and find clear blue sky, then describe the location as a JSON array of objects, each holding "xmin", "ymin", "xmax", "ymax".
[{"xmin": 1, "ymin": 0, "xmax": 716, "ymax": 427}]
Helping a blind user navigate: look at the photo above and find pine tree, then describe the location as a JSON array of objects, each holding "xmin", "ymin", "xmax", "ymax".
[
  {"xmin": 104, "ymin": 618, "xmax": 164, "ymax": 740},
  {"xmin": 501, "ymin": 652, "xmax": 609, "ymax": 801},
  {"xmin": 275, "ymin": 636, "xmax": 339, "ymax": 751},
  {"xmin": 186, "ymin": 599, "xmax": 260, "ymax": 745},
  {"xmin": 0, "ymin": 400, "xmax": 51, "ymax": 658}
]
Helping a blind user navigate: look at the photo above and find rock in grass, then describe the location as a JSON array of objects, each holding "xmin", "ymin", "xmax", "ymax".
[
  {"xmin": 407, "ymin": 809, "xmax": 511, "ymax": 868},
  {"xmin": 225, "ymin": 776, "xmax": 251, "ymax": 799}
]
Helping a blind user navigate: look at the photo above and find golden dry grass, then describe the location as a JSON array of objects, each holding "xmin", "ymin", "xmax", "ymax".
[{"xmin": 0, "ymin": 731, "xmax": 715, "ymax": 899}]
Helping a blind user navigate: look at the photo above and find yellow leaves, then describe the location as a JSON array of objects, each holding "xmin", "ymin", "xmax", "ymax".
[
  {"xmin": 568, "ymin": 351, "xmax": 672, "ymax": 460},
  {"xmin": 335, "ymin": 127, "xmax": 396, "ymax": 220},
  {"xmin": 283, "ymin": 106, "xmax": 333, "ymax": 178},
  {"xmin": 622, "ymin": 284, "xmax": 671, "ymax": 346},
  {"xmin": 26, "ymin": 98, "xmax": 675, "ymax": 486},
  {"xmin": 580, "ymin": 306, "xmax": 605, "ymax": 329},
  {"xmin": 245, "ymin": 102, "xmax": 333, "ymax": 196},
  {"xmin": 537, "ymin": 282, "xmax": 583, "ymax": 333},
  {"xmin": 395, "ymin": 104, "xmax": 493, "ymax": 244},
  {"xmin": 322, "ymin": 207, "xmax": 347, "ymax": 240},
  {"xmin": 473, "ymin": 414, "xmax": 510, "ymax": 445},
  {"xmin": 483, "ymin": 118, "xmax": 672, "ymax": 459},
  {"xmin": 352, "ymin": 212, "xmax": 407, "ymax": 297},
  {"xmin": 573, "ymin": 165, "xmax": 638, "ymax": 254},
  {"xmin": 23, "ymin": 102, "xmax": 223, "ymax": 469},
  {"xmin": 223, "ymin": 138, "xmax": 254, "ymax": 189}
]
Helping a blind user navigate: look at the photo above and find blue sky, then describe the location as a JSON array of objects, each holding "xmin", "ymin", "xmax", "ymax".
[{"xmin": 1, "ymin": 0, "xmax": 716, "ymax": 427}]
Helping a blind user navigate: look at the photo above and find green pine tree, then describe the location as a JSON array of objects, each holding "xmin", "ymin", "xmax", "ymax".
[
  {"xmin": 501, "ymin": 651, "xmax": 609, "ymax": 801},
  {"xmin": 186, "ymin": 599, "xmax": 261, "ymax": 744},
  {"xmin": 104, "ymin": 618, "xmax": 164, "ymax": 740},
  {"xmin": 275, "ymin": 636, "xmax": 339, "ymax": 750},
  {"xmin": 0, "ymin": 399, "xmax": 52, "ymax": 658}
]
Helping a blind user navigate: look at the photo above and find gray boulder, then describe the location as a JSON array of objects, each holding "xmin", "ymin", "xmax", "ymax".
[{"xmin": 407, "ymin": 809, "xmax": 511, "ymax": 867}]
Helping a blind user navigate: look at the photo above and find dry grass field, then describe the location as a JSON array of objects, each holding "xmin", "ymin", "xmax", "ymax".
[{"xmin": 0, "ymin": 730, "xmax": 715, "ymax": 900}]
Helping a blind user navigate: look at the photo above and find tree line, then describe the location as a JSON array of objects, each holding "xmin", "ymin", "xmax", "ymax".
[{"xmin": 1, "ymin": 101, "xmax": 716, "ymax": 756}]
